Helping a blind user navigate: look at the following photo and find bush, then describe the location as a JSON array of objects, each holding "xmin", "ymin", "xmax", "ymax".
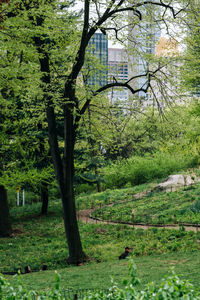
[
  {"xmin": 191, "ymin": 199, "xmax": 200, "ymax": 213},
  {"xmin": 102, "ymin": 151, "xmax": 198, "ymax": 189},
  {"xmin": 0, "ymin": 272, "xmax": 64, "ymax": 299}
]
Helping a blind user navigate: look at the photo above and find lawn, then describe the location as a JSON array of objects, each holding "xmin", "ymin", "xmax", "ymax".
[
  {"xmin": 6, "ymin": 251, "xmax": 200, "ymax": 292},
  {"xmin": 1, "ymin": 200, "xmax": 200, "ymax": 274},
  {"xmin": 1, "ymin": 175, "xmax": 200, "ymax": 294}
]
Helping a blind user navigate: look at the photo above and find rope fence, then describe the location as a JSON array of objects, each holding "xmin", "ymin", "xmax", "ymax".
[
  {"xmin": 61, "ymin": 288, "xmax": 110, "ymax": 299},
  {"xmin": 29, "ymin": 288, "xmax": 111, "ymax": 300},
  {"xmin": 76, "ymin": 183, "xmax": 200, "ymax": 232}
]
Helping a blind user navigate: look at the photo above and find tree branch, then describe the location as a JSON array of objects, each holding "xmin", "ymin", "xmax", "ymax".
[{"xmin": 68, "ymin": 0, "xmax": 188, "ymax": 88}]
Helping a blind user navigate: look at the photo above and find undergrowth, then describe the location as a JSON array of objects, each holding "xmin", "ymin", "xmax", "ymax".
[
  {"xmin": 1, "ymin": 199, "xmax": 200, "ymax": 273},
  {"xmin": 92, "ymin": 183, "xmax": 200, "ymax": 225}
]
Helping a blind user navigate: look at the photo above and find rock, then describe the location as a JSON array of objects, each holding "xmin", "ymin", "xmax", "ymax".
[{"xmin": 154, "ymin": 174, "xmax": 200, "ymax": 192}]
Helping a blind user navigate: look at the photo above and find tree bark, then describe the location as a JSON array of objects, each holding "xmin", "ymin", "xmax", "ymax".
[
  {"xmin": 41, "ymin": 182, "xmax": 49, "ymax": 215},
  {"xmin": 95, "ymin": 167, "xmax": 102, "ymax": 193},
  {"xmin": 46, "ymin": 102, "xmax": 87, "ymax": 263},
  {"xmin": 33, "ymin": 25, "xmax": 87, "ymax": 263},
  {"xmin": 61, "ymin": 102, "xmax": 87, "ymax": 264},
  {"xmin": 0, "ymin": 185, "xmax": 12, "ymax": 237}
]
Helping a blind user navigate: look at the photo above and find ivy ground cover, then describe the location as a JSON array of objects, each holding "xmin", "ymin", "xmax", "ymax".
[{"xmin": 92, "ymin": 183, "xmax": 200, "ymax": 225}]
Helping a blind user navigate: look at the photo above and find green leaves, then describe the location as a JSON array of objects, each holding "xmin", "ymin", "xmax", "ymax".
[
  {"xmin": 0, "ymin": 0, "xmax": 80, "ymax": 193},
  {"xmin": 102, "ymin": 150, "xmax": 198, "ymax": 189}
]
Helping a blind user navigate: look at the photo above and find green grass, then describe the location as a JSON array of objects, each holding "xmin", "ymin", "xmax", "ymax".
[
  {"xmin": 76, "ymin": 181, "xmax": 158, "ymax": 210},
  {"xmin": 1, "ymin": 199, "xmax": 200, "ymax": 274},
  {"xmin": 6, "ymin": 251, "xmax": 200, "ymax": 292},
  {"xmin": 92, "ymin": 183, "xmax": 200, "ymax": 225},
  {"xmin": 1, "ymin": 171, "xmax": 200, "ymax": 293}
]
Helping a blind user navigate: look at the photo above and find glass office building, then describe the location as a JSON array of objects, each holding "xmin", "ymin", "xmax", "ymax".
[{"xmin": 87, "ymin": 33, "xmax": 108, "ymax": 87}]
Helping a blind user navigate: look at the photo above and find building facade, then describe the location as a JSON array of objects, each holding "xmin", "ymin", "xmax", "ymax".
[
  {"xmin": 108, "ymin": 48, "xmax": 129, "ymax": 103},
  {"xmin": 87, "ymin": 32, "xmax": 108, "ymax": 87},
  {"xmin": 128, "ymin": 5, "xmax": 161, "ymax": 105}
]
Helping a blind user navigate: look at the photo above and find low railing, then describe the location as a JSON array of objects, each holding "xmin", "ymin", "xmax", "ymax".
[{"xmin": 61, "ymin": 288, "xmax": 110, "ymax": 299}]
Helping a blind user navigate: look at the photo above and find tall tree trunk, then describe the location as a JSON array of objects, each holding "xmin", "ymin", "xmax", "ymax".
[
  {"xmin": 46, "ymin": 101, "xmax": 87, "ymax": 264},
  {"xmin": 0, "ymin": 185, "xmax": 12, "ymax": 237},
  {"xmin": 61, "ymin": 103, "xmax": 87, "ymax": 264},
  {"xmin": 47, "ymin": 104, "xmax": 87, "ymax": 264},
  {"xmin": 41, "ymin": 181, "xmax": 48, "ymax": 215},
  {"xmin": 34, "ymin": 16, "xmax": 87, "ymax": 264}
]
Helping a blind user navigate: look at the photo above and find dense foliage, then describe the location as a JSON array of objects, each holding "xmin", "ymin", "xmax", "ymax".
[
  {"xmin": 75, "ymin": 103, "xmax": 200, "ymax": 193},
  {"xmin": 0, "ymin": 0, "xmax": 77, "ymax": 189},
  {"xmin": 102, "ymin": 151, "xmax": 198, "ymax": 189}
]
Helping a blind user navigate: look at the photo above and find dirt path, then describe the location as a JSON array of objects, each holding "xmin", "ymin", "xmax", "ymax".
[
  {"xmin": 77, "ymin": 209, "xmax": 200, "ymax": 232},
  {"xmin": 77, "ymin": 190, "xmax": 149, "ymax": 225},
  {"xmin": 77, "ymin": 190, "xmax": 200, "ymax": 233}
]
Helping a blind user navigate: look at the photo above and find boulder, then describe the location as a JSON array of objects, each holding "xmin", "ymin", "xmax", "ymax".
[{"xmin": 154, "ymin": 174, "xmax": 200, "ymax": 192}]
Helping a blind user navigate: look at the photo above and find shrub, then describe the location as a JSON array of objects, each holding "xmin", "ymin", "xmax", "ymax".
[
  {"xmin": 102, "ymin": 151, "xmax": 198, "ymax": 189},
  {"xmin": 0, "ymin": 272, "xmax": 63, "ymax": 299},
  {"xmin": 191, "ymin": 199, "xmax": 200, "ymax": 213}
]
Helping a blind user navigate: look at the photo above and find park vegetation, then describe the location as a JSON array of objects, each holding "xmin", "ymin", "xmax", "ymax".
[
  {"xmin": 0, "ymin": 259, "xmax": 200, "ymax": 299},
  {"xmin": 0, "ymin": 0, "xmax": 193, "ymax": 264},
  {"xmin": 0, "ymin": 0, "xmax": 200, "ymax": 298}
]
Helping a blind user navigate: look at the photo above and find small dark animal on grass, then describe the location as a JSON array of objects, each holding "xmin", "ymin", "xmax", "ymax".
[{"xmin": 119, "ymin": 247, "xmax": 131, "ymax": 260}]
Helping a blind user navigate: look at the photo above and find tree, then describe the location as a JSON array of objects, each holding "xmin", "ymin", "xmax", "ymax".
[
  {"xmin": 0, "ymin": 185, "xmax": 12, "ymax": 236},
  {"xmin": 0, "ymin": 91, "xmax": 14, "ymax": 237},
  {"xmin": 0, "ymin": 24, "xmax": 13, "ymax": 235},
  {"xmin": 182, "ymin": 1, "xmax": 200, "ymax": 97},
  {"xmin": 0, "ymin": 0, "xmax": 189, "ymax": 263},
  {"xmin": 50, "ymin": 0, "xmax": 189, "ymax": 264},
  {"xmin": 0, "ymin": 124, "xmax": 12, "ymax": 237},
  {"xmin": 0, "ymin": 2, "xmax": 54, "ymax": 217}
]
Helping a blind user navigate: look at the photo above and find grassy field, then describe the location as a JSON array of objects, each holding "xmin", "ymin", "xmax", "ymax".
[
  {"xmin": 6, "ymin": 251, "xmax": 200, "ymax": 292},
  {"xmin": 1, "ymin": 172, "xmax": 200, "ymax": 293},
  {"xmin": 1, "ymin": 200, "xmax": 200, "ymax": 273}
]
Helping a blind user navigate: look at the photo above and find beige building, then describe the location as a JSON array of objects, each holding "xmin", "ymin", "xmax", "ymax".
[
  {"xmin": 155, "ymin": 37, "xmax": 179, "ymax": 57},
  {"xmin": 152, "ymin": 36, "xmax": 182, "ymax": 108}
]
